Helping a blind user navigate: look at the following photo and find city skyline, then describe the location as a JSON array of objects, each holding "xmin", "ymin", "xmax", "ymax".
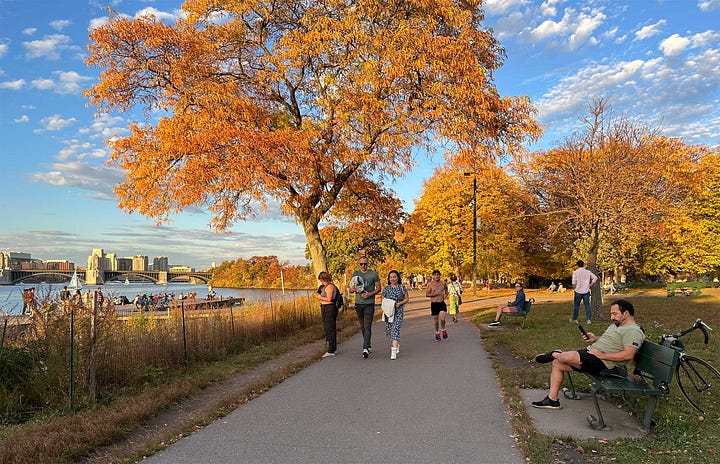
[
  {"xmin": 1, "ymin": 248, "xmax": 207, "ymax": 271},
  {"xmin": 1, "ymin": 1, "xmax": 719, "ymax": 270}
]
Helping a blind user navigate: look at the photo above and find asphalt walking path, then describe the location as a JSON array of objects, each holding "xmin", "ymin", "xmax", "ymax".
[{"xmin": 142, "ymin": 293, "xmax": 524, "ymax": 464}]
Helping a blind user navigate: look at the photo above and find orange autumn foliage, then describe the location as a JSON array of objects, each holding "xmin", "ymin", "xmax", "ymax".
[{"xmin": 86, "ymin": 0, "xmax": 540, "ymax": 275}]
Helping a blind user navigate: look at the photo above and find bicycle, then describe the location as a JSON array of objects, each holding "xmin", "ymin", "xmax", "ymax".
[{"xmin": 659, "ymin": 319, "xmax": 720, "ymax": 414}]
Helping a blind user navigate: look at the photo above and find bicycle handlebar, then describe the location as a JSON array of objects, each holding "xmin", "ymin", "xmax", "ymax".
[{"xmin": 664, "ymin": 319, "xmax": 713, "ymax": 345}]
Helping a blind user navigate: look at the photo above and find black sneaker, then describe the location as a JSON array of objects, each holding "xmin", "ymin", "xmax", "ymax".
[
  {"xmin": 534, "ymin": 350, "xmax": 562, "ymax": 364},
  {"xmin": 488, "ymin": 320, "xmax": 500, "ymax": 327},
  {"xmin": 362, "ymin": 349, "xmax": 369, "ymax": 358},
  {"xmin": 532, "ymin": 396, "xmax": 562, "ymax": 409}
]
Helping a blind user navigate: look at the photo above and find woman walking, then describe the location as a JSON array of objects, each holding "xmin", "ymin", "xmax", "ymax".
[
  {"xmin": 314, "ymin": 271, "xmax": 339, "ymax": 357},
  {"xmin": 381, "ymin": 270, "xmax": 410, "ymax": 360}
]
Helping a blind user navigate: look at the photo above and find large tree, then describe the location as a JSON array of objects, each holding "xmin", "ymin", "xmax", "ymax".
[
  {"xmin": 520, "ymin": 100, "xmax": 704, "ymax": 317},
  {"xmin": 86, "ymin": 0, "xmax": 540, "ymax": 276}
]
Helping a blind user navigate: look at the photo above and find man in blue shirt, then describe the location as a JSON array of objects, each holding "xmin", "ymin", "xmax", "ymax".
[{"xmin": 488, "ymin": 282, "xmax": 526, "ymax": 326}]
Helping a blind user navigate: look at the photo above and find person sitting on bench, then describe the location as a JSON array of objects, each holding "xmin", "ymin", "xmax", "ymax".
[
  {"xmin": 531, "ymin": 299, "xmax": 645, "ymax": 409},
  {"xmin": 489, "ymin": 282, "xmax": 526, "ymax": 326}
]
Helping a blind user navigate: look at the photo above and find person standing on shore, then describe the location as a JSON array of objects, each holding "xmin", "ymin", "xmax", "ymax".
[
  {"xmin": 571, "ymin": 260, "xmax": 598, "ymax": 324},
  {"xmin": 381, "ymin": 270, "xmax": 409, "ymax": 360},
  {"xmin": 350, "ymin": 257, "xmax": 381, "ymax": 358},
  {"xmin": 314, "ymin": 271, "xmax": 339, "ymax": 358},
  {"xmin": 426, "ymin": 270, "xmax": 449, "ymax": 340}
]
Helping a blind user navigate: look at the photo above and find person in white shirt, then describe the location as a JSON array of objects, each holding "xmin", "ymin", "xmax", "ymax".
[{"xmin": 571, "ymin": 260, "xmax": 598, "ymax": 323}]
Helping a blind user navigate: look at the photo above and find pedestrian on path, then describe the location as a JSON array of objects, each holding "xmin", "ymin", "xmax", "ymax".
[
  {"xmin": 381, "ymin": 270, "xmax": 409, "ymax": 360},
  {"xmin": 314, "ymin": 271, "xmax": 339, "ymax": 358},
  {"xmin": 426, "ymin": 269, "xmax": 449, "ymax": 341},
  {"xmin": 571, "ymin": 260, "xmax": 598, "ymax": 324},
  {"xmin": 350, "ymin": 256, "xmax": 381, "ymax": 358},
  {"xmin": 448, "ymin": 274, "xmax": 463, "ymax": 323}
]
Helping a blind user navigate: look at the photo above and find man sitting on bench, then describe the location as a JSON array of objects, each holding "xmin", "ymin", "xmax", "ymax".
[
  {"xmin": 488, "ymin": 282, "xmax": 526, "ymax": 326},
  {"xmin": 531, "ymin": 299, "xmax": 645, "ymax": 409}
]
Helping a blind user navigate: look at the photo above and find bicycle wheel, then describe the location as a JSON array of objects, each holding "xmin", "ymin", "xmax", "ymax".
[{"xmin": 675, "ymin": 355, "xmax": 720, "ymax": 415}]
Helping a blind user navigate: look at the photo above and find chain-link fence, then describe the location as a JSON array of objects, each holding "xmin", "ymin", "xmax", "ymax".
[{"xmin": 0, "ymin": 290, "xmax": 319, "ymax": 424}]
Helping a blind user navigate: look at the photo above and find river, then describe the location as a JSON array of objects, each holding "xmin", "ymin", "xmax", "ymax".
[{"xmin": 0, "ymin": 282, "xmax": 315, "ymax": 315}]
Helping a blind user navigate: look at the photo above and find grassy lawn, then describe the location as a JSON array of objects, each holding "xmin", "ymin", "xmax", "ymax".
[{"xmin": 469, "ymin": 292, "xmax": 720, "ymax": 464}]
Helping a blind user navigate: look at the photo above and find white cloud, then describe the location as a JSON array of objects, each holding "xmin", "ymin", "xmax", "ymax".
[
  {"xmin": 635, "ymin": 20, "xmax": 666, "ymax": 40},
  {"xmin": 53, "ymin": 70, "xmax": 93, "ymax": 94},
  {"xmin": 0, "ymin": 43, "xmax": 8, "ymax": 59},
  {"xmin": 23, "ymin": 34, "xmax": 72, "ymax": 60},
  {"xmin": 31, "ymin": 78, "xmax": 55, "ymax": 90},
  {"xmin": 0, "ymin": 79, "xmax": 25, "ymax": 90},
  {"xmin": 22, "ymin": 28, "xmax": 37, "ymax": 35},
  {"xmin": 36, "ymin": 114, "xmax": 77, "ymax": 132},
  {"xmin": 21, "ymin": 104, "xmax": 36, "ymax": 110},
  {"xmin": 77, "ymin": 113, "xmax": 129, "ymax": 140},
  {"xmin": 528, "ymin": 7, "xmax": 606, "ymax": 50},
  {"xmin": 31, "ymin": 160, "xmax": 125, "ymax": 200},
  {"xmin": 14, "ymin": 115, "xmax": 29, "ymax": 123},
  {"xmin": 50, "ymin": 19, "xmax": 72, "ymax": 31},
  {"xmin": 535, "ymin": 46, "xmax": 720, "ymax": 147},
  {"xmin": 28, "ymin": 71, "xmax": 93, "ymax": 94},
  {"xmin": 483, "ymin": 0, "xmax": 529, "ymax": 15},
  {"xmin": 660, "ymin": 34, "xmax": 691, "ymax": 56},
  {"xmin": 135, "ymin": 7, "xmax": 180, "ymax": 22},
  {"xmin": 56, "ymin": 139, "xmax": 111, "ymax": 161},
  {"xmin": 698, "ymin": 0, "xmax": 720, "ymax": 12}
]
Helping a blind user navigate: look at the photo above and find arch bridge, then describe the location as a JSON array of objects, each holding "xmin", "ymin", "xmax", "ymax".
[{"xmin": 2, "ymin": 269, "xmax": 213, "ymax": 285}]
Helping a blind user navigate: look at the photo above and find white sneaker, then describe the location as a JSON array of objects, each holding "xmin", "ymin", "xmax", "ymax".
[
  {"xmin": 396, "ymin": 344, "xmax": 400, "ymax": 354},
  {"xmin": 390, "ymin": 347, "xmax": 397, "ymax": 360},
  {"xmin": 322, "ymin": 352, "xmax": 335, "ymax": 358}
]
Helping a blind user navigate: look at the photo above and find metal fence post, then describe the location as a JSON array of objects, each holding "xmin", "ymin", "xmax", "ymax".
[
  {"xmin": 68, "ymin": 307, "xmax": 74, "ymax": 413},
  {"xmin": 181, "ymin": 301, "xmax": 188, "ymax": 369},
  {"xmin": 0, "ymin": 318, "xmax": 8, "ymax": 362}
]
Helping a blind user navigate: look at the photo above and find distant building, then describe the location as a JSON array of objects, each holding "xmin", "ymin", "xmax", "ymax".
[
  {"xmin": 169, "ymin": 265, "xmax": 194, "ymax": 272},
  {"xmin": 88, "ymin": 249, "xmax": 112, "ymax": 271},
  {"xmin": 45, "ymin": 260, "xmax": 75, "ymax": 270},
  {"xmin": 153, "ymin": 256, "xmax": 169, "ymax": 271},
  {"xmin": 1, "ymin": 251, "xmax": 39, "ymax": 270},
  {"xmin": 132, "ymin": 255, "xmax": 149, "ymax": 271},
  {"xmin": 116, "ymin": 257, "xmax": 133, "ymax": 271}
]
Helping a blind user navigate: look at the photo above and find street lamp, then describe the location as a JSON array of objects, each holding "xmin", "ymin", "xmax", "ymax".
[{"xmin": 464, "ymin": 172, "xmax": 478, "ymax": 296}]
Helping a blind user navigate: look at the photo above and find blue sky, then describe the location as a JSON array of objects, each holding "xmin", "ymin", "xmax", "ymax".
[{"xmin": 0, "ymin": 0, "xmax": 719, "ymax": 270}]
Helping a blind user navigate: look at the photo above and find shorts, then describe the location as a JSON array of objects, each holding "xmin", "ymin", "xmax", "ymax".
[
  {"xmin": 430, "ymin": 301, "xmax": 447, "ymax": 316},
  {"xmin": 572, "ymin": 349, "xmax": 607, "ymax": 374}
]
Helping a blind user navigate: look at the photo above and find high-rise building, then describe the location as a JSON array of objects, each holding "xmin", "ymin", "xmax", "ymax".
[
  {"xmin": 117, "ymin": 257, "xmax": 133, "ymax": 271},
  {"xmin": 132, "ymin": 255, "xmax": 149, "ymax": 271},
  {"xmin": 153, "ymin": 256, "xmax": 169, "ymax": 271},
  {"xmin": 45, "ymin": 260, "xmax": 75, "ymax": 270}
]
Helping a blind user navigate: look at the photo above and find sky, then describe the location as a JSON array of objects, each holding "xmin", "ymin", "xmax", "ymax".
[{"xmin": 0, "ymin": 0, "xmax": 719, "ymax": 270}]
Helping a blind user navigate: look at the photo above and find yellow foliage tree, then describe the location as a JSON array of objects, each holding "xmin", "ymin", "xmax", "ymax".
[
  {"xmin": 403, "ymin": 164, "xmax": 535, "ymax": 283},
  {"xmin": 85, "ymin": 0, "xmax": 540, "ymax": 276}
]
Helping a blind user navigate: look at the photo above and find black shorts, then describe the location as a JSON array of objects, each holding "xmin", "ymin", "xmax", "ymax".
[
  {"xmin": 430, "ymin": 301, "xmax": 447, "ymax": 316},
  {"xmin": 572, "ymin": 349, "xmax": 607, "ymax": 374}
]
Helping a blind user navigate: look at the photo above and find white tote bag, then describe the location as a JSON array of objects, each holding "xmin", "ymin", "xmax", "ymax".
[{"xmin": 381, "ymin": 297, "xmax": 396, "ymax": 323}]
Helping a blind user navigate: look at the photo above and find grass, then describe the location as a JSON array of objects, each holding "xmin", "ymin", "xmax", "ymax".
[{"xmin": 468, "ymin": 291, "xmax": 720, "ymax": 464}]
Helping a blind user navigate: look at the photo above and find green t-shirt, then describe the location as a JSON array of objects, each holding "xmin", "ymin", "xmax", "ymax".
[
  {"xmin": 589, "ymin": 323, "xmax": 645, "ymax": 369},
  {"xmin": 351, "ymin": 269, "xmax": 380, "ymax": 304}
]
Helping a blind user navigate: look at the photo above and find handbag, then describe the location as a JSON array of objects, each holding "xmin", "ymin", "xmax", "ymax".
[
  {"xmin": 458, "ymin": 295, "xmax": 463, "ymax": 305},
  {"xmin": 381, "ymin": 297, "xmax": 396, "ymax": 323}
]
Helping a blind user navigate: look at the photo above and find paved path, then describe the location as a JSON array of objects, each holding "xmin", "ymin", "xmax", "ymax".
[{"xmin": 143, "ymin": 297, "xmax": 523, "ymax": 464}]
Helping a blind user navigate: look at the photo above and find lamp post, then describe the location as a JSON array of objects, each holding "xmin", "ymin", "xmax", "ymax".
[{"xmin": 464, "ymin": 173, "xmax": 478, "ymax": 296}]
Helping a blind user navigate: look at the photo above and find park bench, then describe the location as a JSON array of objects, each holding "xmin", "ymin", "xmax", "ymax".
[
  {"xmin": 562, "ymin": 340, "xmax": 680, "ymax": 430},
  {"xmin": 666, "ymin": 281, "xmax": 704, "ymax": 297},
  {"xmin": 504, "ymin": 298, "xmax": 534, "ymax": 329}
]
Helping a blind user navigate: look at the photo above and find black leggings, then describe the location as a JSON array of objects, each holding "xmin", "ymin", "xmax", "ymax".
[{"xmin": 321, "ymin": 304, "xmax": 338, "ymax": 353}]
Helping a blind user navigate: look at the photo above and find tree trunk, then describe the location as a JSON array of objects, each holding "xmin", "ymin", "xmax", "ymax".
[
  {"xmin": 302, "ymin": 219, "xmax": 328, "ymax": 278},
  {"xmin": 587, "ymin": 222, "xmax": 604, "ymax": 320}
]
